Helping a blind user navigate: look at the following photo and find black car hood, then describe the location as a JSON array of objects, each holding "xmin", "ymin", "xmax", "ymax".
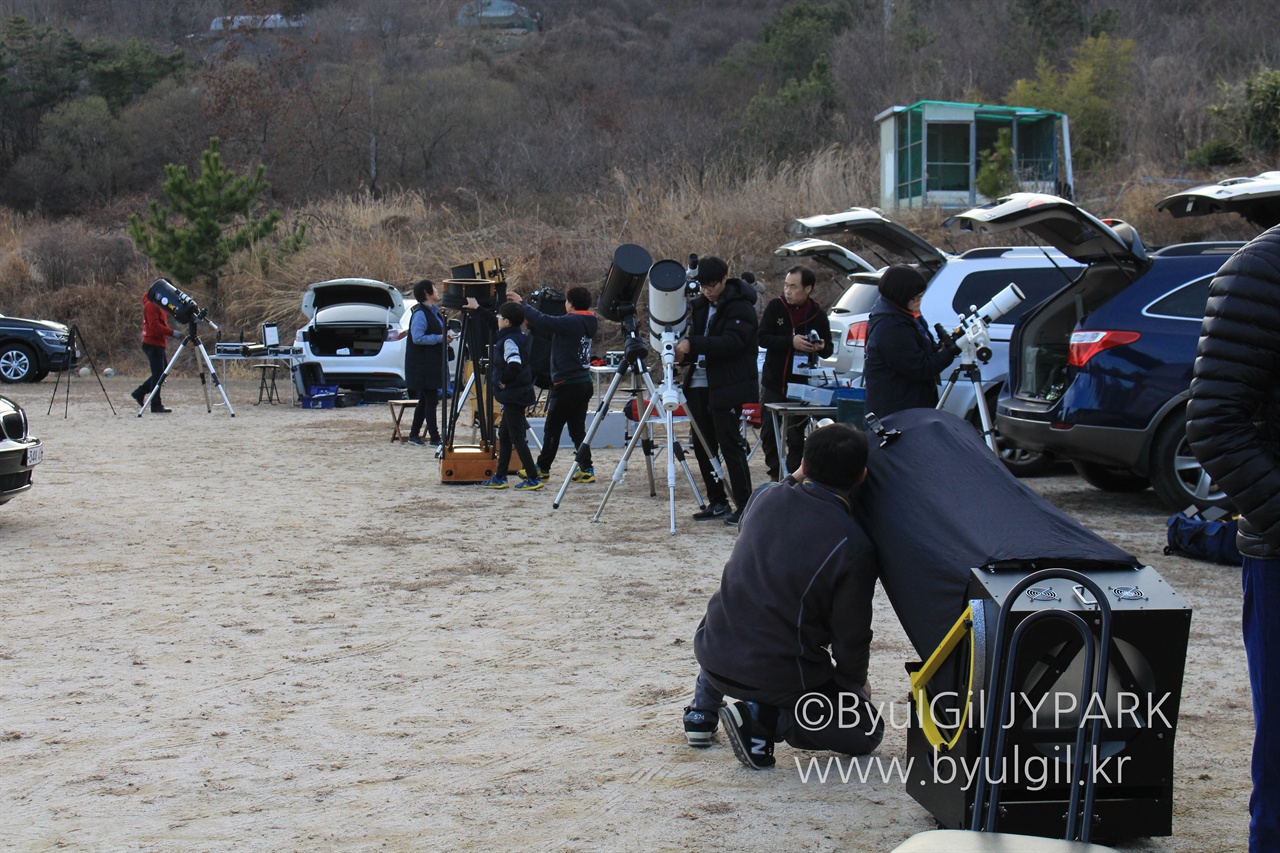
[{"xmin": 0, "ymin": 314, "xmax": 69, "ymax": 334}]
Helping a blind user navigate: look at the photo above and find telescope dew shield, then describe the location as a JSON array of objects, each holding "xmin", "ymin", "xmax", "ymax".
[
  {"xmin": 147, "ymin": 278, "xmax": 203, "ymax": 324},
  {"xmin": 646, "ymin": 259, "xmax": 688, "ymax": 349},
  {"xmin": 598, "ymin": 243, "xmax": 653, "ymax": 321}
]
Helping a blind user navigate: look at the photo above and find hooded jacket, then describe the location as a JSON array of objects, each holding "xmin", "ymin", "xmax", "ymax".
[
  {"xmin": 680, "ymin": 277, "xmax": 759, "ymax": 408},
  {"xmin": 1187, "ymin": 225, "xmax": 1280, "ymax": 558},
  {"xmin": 523, "ymin": 305, "xmax": 597, "ymax": 385},
  {"xmin": 863, "ymin": 295, "xmax": 956, "ymax": 416}
]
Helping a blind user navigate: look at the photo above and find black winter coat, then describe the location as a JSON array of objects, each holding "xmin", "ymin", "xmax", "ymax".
[
  {"xmin": 694, "ymin": 477, "xmax": 877, "ymax": 694},
  {"xmin": 680, "ymin": 277, "xmax": 759, "ymax": 408},
  {"xmin": 1187, "ymin": 224, "xmax": 1280, "ymax": 558},
  {"xmin": 863, "ymin": 296, "xmax": 956, "ymax": 417},
  {"xmin": 758, "ymin": 296, "xmax": 833, "ymax": 393},
  {"xmin": 404, "ymin": 303, "xmax": 446, "ymax": 390}
]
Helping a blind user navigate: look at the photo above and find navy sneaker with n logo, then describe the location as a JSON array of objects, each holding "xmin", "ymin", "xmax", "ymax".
[{"xmin": 719, "ymin": 700, "xmax": 776, "ymax": 769}]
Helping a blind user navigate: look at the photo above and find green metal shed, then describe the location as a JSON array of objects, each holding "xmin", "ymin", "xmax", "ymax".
[{"xmin": 875, "ymin": 100, "xmax": 1073, "ymax": 210}]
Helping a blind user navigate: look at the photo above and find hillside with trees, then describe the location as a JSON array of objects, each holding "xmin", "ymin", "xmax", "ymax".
[{"xmin": 0, "ymin": 0, "xmax": 1276, "ymax": 367}]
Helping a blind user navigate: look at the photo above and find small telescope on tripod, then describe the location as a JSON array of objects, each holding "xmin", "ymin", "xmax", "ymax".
[
  {"xmin": 934, "ymin": 282, "xmax": 1025, "ymax": 365},
  {"xmin": 934, "ymin": 282, "xmax": 1024, "ymax": 452}
]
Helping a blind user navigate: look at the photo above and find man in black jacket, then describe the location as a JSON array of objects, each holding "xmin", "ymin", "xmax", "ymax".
[
  {"xmin": 758, "ymin": 265, "xmax": 833, "ymax": 481},
  {"xmin": 509, "ymin": 286, "xmax": 599, "ymax": 481},
  {"xmin": 681, "ymin": 424, "xmax": 882, "ymax": 768},
  {"xmin": 1187, "ymin": 225, "xmax": 1280, "ymax": 853},
  {"xmin": 674, "ymin": 256, "xmax": 758, "ymax": 526}
]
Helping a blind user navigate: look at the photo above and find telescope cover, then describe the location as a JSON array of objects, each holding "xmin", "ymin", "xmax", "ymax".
[{"xmin": 854, "ymin": 409, "xmax": 1138, "ymax": 659}]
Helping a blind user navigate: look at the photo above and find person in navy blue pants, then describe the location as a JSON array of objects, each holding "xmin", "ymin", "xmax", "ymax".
[{"xmin": 1187, "ymin": 224, "xmax": 1280, "ymax": 852}]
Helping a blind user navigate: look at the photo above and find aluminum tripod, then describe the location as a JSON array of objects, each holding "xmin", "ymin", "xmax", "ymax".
[{"xmin": 138, "ymin": 319, "xmax": 235, "ymax": 417}]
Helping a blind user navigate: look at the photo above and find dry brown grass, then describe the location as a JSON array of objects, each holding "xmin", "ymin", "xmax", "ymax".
[{"xmin": 2, "ymin": 148, "xmax": 1269, "ymax": 375}]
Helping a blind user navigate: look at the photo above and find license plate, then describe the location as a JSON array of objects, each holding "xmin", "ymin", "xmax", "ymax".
[{"xmin": 25, "ymin": 445, "xmax": 42, "ymax": 466}]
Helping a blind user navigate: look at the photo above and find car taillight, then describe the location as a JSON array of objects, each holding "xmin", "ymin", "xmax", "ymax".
[
  {"xmin": 386, "ymin": 329, "xmax": 407, "ymax": 342},
  {"xmin": 1068, "ymin": 330, "xmax": 1140, "ymax": 367},
  {"xmin": 845, "ymin": 320, "xmax": 867, "ymax": 348}
]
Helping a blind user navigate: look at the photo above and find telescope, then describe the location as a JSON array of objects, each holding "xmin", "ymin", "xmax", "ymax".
[
  {"xmin": 937, "ymin": 282, "xmax": 1024, "ymax": 365},
  {"xmin": 147, "ymin": 278, "xmax": 207, "ymax": 326},
  {"xmin": 597, "ymin": 244, "xmax": 653, "ymax": 322}
]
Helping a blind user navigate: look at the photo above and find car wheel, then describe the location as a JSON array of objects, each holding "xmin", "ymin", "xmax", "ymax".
[
  {"xmin": 968, "ymin": 391, "xmax": 1054, "ymax": 477},
  {"xmin": 1150, "ymin": 414, "xmax": 1231, "ymax": 512},
  {"xmin": 0, "ymin": 343, "xmax": 36, "ymax": 382},
  {"xmin": 1072, "ymin": 460, "xmax": 1151, "ymax": 493}
]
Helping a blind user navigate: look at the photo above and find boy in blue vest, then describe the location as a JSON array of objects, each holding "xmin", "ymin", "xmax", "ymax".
[{"xmin": 476, "ymin": 300, "xmax": 542, "ymax": 491}]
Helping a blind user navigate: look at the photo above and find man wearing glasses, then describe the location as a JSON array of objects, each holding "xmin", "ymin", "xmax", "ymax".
[
  {"xmin": 674, "ymin": 256, "xmax": 759, "ymax": 527},
  {"xmin": 757, "ymin": 265, "xmax": 833, "ymax": 482}
]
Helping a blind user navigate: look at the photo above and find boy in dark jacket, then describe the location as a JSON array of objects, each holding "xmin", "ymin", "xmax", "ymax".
[
  {"xmin": 509, "ymin": 286, "xmax": 599, "ymax": 482},
  {"xmin": 758, "ymin": 265, "xmax": 833, "ymax": 480},
  {"xmin": 674, "ymin": 256, "xmax": 758, "ymax": 526},
  {"xmin": 477, "ymin": 301, "xmax": 541, "ymax": 491},
  {"xmin": 1187, "ymin": 224, "xmax": 1280, "ymax": 852},
  {"xmin": 682, "ymin": 424, "xmax": 882, "ymax": 768}
]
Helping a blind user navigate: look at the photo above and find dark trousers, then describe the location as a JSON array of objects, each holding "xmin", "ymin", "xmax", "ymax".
[
  {"xmin": 497, "ymin": 404, "xmax": 537, "ymax": 480},
  {"xmin": 693, "ymin": 668, "xmax": 883, "ymax": 756},
  {"xmin": 409, "ymin": 386, "xmax": 441, "ymax": 443},
  {"xmin": 1243, "ymin": 556, "xmax": 1280, "ymax": 852},
  {"xmin": 759, "ymin": 385, "xmax": 805, "ymax": 480},
  {"xmin": 133, "ymin": 343, "xmax": 168, "ymax": 410},
  {"xmin": 537, "ymin": 380, "xmax": 593, "ymax": 471},
  {"xmin": 685, "ymin": 385, "xmax": 752, "ymax": 510}
]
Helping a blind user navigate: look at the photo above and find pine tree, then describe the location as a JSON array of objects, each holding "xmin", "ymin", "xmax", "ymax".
[{"xmin": 128, "ymin": 137, "xmax": 291, "ymax": 314}]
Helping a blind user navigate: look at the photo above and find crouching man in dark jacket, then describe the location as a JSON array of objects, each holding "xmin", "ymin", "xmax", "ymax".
[
  {"xmin": 682, "ymin": 424, "xmax": 883, "ymax": 769},
  {"xmin": 1187, "ymin": 224, "xmax": 1280, "ymax": 853}
]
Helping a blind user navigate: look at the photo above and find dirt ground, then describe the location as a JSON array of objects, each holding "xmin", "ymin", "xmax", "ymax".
[{"xmin": 0, "ymin": 373, "xmax": 1254, "ymax": 852}]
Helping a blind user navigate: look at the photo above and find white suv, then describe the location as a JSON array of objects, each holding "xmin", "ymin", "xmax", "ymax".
[{"xmin": 778, "ymin": 207, "xmax": 1083, "ymax": 474}]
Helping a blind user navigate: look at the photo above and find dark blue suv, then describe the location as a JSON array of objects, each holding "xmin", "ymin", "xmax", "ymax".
[{"xmin": 947, "ymin": 192, "xmax": 1253, "ymax": 510}]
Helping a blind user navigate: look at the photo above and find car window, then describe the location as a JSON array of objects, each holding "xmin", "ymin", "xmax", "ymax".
[
  {"xmin": 949, "ymin": 267, "xmax": 1080, "ymax": 326},
  {"xmin": 1144, "ymin": 274, "xmax": 1214, "ymax": 321},
  {"xmin": 830, "ymin": 282, "xmax": 881, "ymax": 315}
]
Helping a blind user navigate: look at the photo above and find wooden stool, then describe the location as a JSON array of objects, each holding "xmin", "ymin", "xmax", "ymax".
[
  {"xmin": 254, "ymin": 364, "xmax": 283, "ymax": 405},
  {"xmin": 389, "ymin": 399, "xmax": 419, "ymax": 442}
]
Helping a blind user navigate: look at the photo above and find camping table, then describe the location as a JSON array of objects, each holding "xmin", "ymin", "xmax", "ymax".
[
  {"xmin": 210, "ymin": 354, "xmax": 303, "ymax": 407},
  {"xmin": 763, "ymin": 401, "xmax": 837, "ymax": 479}
]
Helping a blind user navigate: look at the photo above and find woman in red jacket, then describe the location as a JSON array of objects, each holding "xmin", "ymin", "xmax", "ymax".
[{"xmin": 131, "ymin": 293, "xmax": 181, "ymax": 412}]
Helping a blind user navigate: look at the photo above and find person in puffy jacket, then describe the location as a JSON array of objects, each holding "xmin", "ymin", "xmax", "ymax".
[
  {"xmin": 674, "ymin": 256, "xmax": 758, "ymax": 527},
  {"xmin": 863, "ymin": 265, "xmax": 958, "ymax": 417},
  {"xmin": 1187, "ymin": 224, "xmax": 1280, "ymax": 853}
]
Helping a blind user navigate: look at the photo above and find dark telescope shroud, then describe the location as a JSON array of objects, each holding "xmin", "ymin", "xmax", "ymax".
[{"xmin": 854, "ymin": 408, "xmax": 1139, "ymax": 660}]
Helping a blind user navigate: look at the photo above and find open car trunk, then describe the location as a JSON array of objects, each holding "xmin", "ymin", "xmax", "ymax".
[
  {"xmin": 306, "ymin": 321, "xmax": 390, "ymax": 357},
  {"xmin": 1008, "ymin": 265, "xmax": 1137, "ymax": 401},
  {"xmin": 945, "ymin": 193, "xmax": 1152, "ymax": 402}
]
